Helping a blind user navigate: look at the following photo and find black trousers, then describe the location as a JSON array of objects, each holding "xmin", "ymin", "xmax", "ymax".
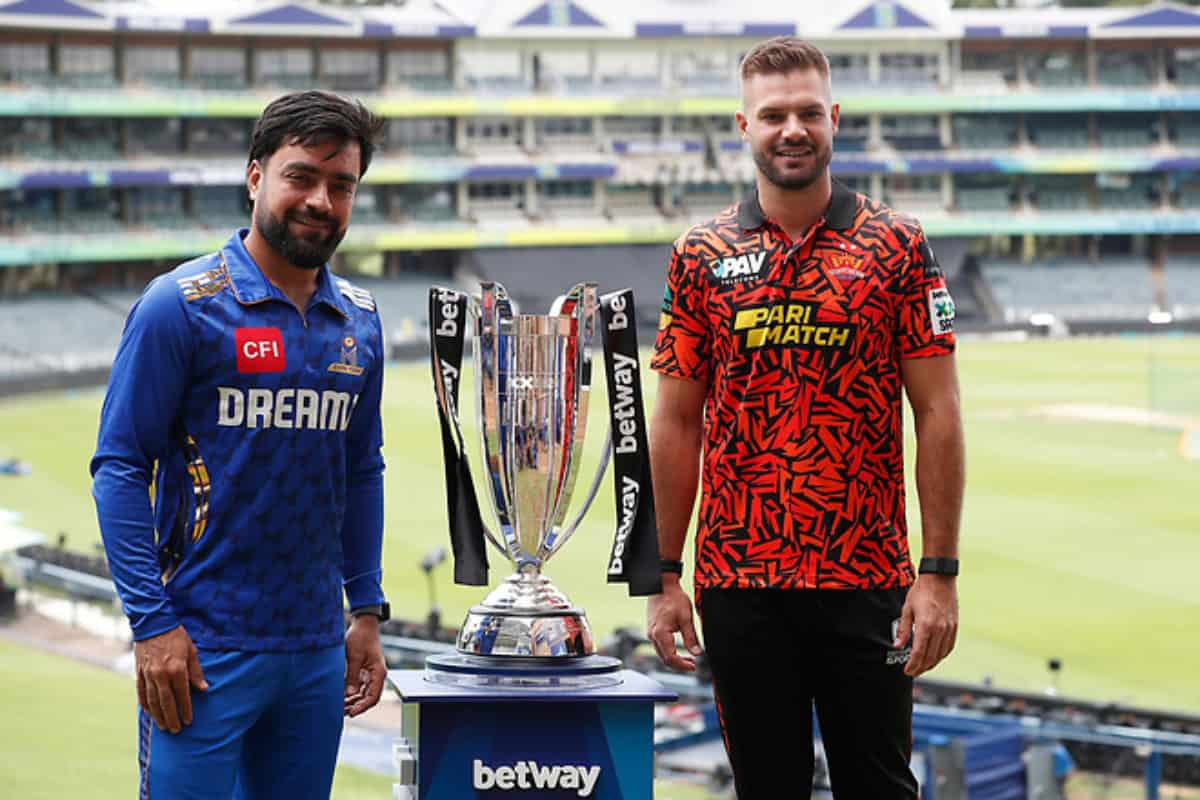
[{"xmin": 699, "ymin": 587, "xmax": 919, "ymax": 800}]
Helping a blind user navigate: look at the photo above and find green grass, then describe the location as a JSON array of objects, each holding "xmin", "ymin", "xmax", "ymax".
[{"xmin": 1, "ymin": 336, "xmax": 1199, "ymax": 714}]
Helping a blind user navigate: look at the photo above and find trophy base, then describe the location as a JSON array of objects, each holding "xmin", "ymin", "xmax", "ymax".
[
  {"xmin": 457, "ymin": 570, "xmax": 598, "ymax": 658},
  {"xmin": 424, "ymin": 652, "xmax": 623, "ymax": 691},
  {"xmin": 458, "ymin": 606, "xmax": 596, "ymax": 658}
]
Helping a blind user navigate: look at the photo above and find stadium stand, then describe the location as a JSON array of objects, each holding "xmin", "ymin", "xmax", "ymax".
[
  {"xmin": 0, "ymin": 293, "xmax": 127, "ymax": 377},
  {"xmin": 983, "ymin": 257, "xmax": 1157, "ymax": 322},
  {"xmin": 1164, "ymin": 257, "xmax": 1200, "ymax": 316},
  {"xmin": 1, "ymin": 0, "xmax": 1200, "ymax": 342}
]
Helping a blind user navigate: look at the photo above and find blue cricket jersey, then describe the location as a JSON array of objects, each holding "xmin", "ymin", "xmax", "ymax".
[{"xmin": 91, "ymin": 230, "xmax": 386, "ymax": 651}]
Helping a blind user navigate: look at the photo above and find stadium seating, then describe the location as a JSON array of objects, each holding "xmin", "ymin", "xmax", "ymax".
[
  {"xmin": 953, "ymin": 115, "xmax": 1017, "ymax": 150},
  {"xmin": 956, "ymin": 187, "xmax": 1013, "ymax": 213},
  {"xmin": 1164, "ymin": 257, "xmax": 1200, "ymax": 315},
  {"xmin": 0, "ymin": 294, "xmax": 127, "ymax": 377},
  {"xmin": 982, "ymin": 257, "xmax": 1156, "ymax": 321}
]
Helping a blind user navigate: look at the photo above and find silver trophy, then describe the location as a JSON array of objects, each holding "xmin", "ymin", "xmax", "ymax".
[{"xmin": 432, "ymin": 281, "xmax": 612, "ymax": 658}]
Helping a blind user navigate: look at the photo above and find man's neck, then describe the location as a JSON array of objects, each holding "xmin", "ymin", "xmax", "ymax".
[
  {"xmin": 244, "ymin": 227, "xmax": 320, "ymax": 312},
  {"xmin": 756, "ymin": 171, "xmax": 832, "ymax": 243}
]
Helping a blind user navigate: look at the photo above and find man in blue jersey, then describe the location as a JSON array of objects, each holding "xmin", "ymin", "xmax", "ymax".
[{"xmin": 91, "ymin": 91, "xmax": 390, "ymax": 800}]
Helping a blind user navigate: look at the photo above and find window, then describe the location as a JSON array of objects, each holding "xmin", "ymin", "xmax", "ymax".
[
  {"xmin": 387, "ymin": 49, "xmax": 449, "ymax": 90},
  {"xmin": 595, "ymin": 48, "xmax": 658, "ymax": 84},
  {"xmin": 189, "ymin": 47, "xmax": 245, "ymax": 88},
  {"xmin": 539, "ymin": 180, "xmax": 593, "ymax": 199},
  {"xmin": 602, "ymin": 116, "xmax": 660, "ymax": 137},
  {"xmin": 961, "ymin": 49, "xmax": 1017, "ymax": 85},
  {"xmin": 0, "ymin": 42, "xmax": 50, "ymax": 82},
  {"xmin": 187, "ymin": 118, "xmax": 248, "ymax": 155},
  {"xmin": 125, "ymin": 46, "xmax": 180, "ymax": 85},
  {"xmin": 537, "ymin": 117, "xmax": 593, "ymax": 137},
  {"xmin": 255, "ymin": 48, "xmax": 313, "ymax": 87},
  {"xmin": 389, "ymin": 118, "xmax": 453, "ymax": 153},
  {"xmin": 320, "ymin": 49, "xmax": 379, "ymax": 91},
  {"xmin": 0, "ymin": 117, "xmax": 52, "ymax": 157},
  {"xmin": 828, "ymin": 52, "xmax": 869, "ymax": 85},
  {"xmin": 128, "ymin": 117, "xmax": 182, "ymax": 155},
  {"xmin": 879, "ymin": 52, "xmax": 938, "ymax": 86},
  {"xmin": 60, "ymin": 44, "xmax": 115, "ymax": 86}
]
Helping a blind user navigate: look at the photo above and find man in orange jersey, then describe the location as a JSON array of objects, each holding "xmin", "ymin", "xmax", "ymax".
[{"xmin": 647, "ymin": 37, "xmax": 963, "ymax": 798}]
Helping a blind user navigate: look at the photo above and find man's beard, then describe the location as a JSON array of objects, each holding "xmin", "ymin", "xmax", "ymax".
[
  {"xmin": 752, "ymin": 141, "xmax": 832, "ymax": 191},
  {"xmin": 253, "ymin": 205, "xmax": 346, "ymax": 270}
]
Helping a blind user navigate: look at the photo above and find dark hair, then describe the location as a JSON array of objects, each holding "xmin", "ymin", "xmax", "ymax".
[
  {"xmin": 740, "ymin": 37, "xmax": 830, "ymax": 82},
  {"xmin": 248, "ymin": 91, "xmax": 385, "ymax": 178}
]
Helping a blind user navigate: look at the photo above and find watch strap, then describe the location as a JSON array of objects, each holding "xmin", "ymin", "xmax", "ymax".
[{"xmin": 918, "ymin": 557, "xmax": 959, "ymax": 577}]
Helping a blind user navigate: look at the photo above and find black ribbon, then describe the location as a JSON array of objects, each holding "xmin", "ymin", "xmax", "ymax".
[
  {"xmin": 599, "ymin": 289, "xmax": 662, "ymax": 597},
  {"xmin": 428, "ymin": 287, "xmax": 488, "ymax": 586}
]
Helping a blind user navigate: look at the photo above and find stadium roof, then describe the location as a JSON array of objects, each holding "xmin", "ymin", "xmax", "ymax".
[{"xmin": 0, "ymin": 0, "xmax": 1197, "ymax": 39}]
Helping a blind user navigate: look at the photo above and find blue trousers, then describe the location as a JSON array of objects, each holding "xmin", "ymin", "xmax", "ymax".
[{"xmin": 138, "ymin": 645, "xmax": 345, "ymax": 800}]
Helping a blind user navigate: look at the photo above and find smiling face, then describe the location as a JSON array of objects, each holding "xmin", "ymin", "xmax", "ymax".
[
  {"xmin": 246, "ymin": 138, "xmax": 361, "ymax": 270},
  {"xmin": 737, "ymin": 68, "xmax": 840, "ymax": 192}
]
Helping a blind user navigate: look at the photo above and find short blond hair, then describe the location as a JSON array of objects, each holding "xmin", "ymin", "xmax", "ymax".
[{"xmin": 739, "ymin": 37, "xmax": 830, "ymax": 82}]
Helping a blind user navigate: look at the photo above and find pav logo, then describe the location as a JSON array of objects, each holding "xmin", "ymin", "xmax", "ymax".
[{"xmin": 235, "ymin": 328, "xmax": 286, "ymax": 374}]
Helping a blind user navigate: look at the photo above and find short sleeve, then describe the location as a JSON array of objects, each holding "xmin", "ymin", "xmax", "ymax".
[
  {"xmin": 896, "ymin": 224, "xmax": 956, "ymax": 359},
  {"xmin": 650, "ymin": 241, "xmax": 712, "ymax": 383}
]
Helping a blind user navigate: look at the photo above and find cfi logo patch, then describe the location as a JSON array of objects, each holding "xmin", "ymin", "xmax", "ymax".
[
  {"xmin": 709, "ymin": 251, "xmax": 768, "ymax": 285},
  {"xmin": 928, "ymin": 287, "xmax": 956, "ymax": 336},
  {"xmin": 235, "ymin": 327, "xmax": 286, "ymax": 374},
  {"xmin": 328, "ymin": 335, "xmax": 365, "ymax": 376}
]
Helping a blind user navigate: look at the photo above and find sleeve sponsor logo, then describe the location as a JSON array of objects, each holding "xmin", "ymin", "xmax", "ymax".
[
  {"xmin": 732, "ymin": 301, "xmax": 855, "ymax": 351},
  {"xmin": 928, "ymin": 287, "xmax": 955, "ymax": 336},
  {"xmin": 235, "ymin": 327, "xmax": 286, "ymax": 374}
]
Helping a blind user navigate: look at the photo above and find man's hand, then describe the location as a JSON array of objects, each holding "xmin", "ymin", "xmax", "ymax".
[
  {"xmin": 344, "ymin": 615, "xmax": 387, "ymax": 717},
  {"xmin": 646, "ymin": 578, "xmax": 703, "ymax": 672},
  {"xmin": 895, "ymin": 575, "xmax": 958, "ymax": 677},
  {"xmin": 134, "ymin": 625, "xmax": 208, "ymax": 734}
]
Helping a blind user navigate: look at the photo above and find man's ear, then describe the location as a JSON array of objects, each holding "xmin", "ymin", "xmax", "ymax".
[
  {"xmin": 246, "ymin": 159, "xmax": 263, "ymax": 205},
  {"xmin": 830, "ymin": 103, "xmax": 840, "ymax": 137}
]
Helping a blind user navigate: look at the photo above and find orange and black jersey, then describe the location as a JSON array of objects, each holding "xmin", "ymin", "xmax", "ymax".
[{"xmin": 652, "ymin": 180, "xmax": 956, "ymax": 592}]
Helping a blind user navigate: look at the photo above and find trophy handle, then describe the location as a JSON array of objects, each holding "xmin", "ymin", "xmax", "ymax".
[{"xmin": 430, "ymin": 291, "xmax": 507, "ymax": 557}]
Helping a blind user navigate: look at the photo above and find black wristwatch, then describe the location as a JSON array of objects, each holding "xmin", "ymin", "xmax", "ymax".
[
  {"xmin": 660, "ymin": 558, "xmax": 684, "ymax": 575},
  {"xmin": 918, "ymin": 557, "xmax": 959, "ymax": 577},
  {"xmin": 351, "ymin": 602, "xmax": 391, "ymax": 622}
]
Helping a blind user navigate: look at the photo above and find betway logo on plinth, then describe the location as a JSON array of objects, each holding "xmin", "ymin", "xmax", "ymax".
[{"xmin": 473, "ymin": 759, "xmax": 601, "ymax": 796}]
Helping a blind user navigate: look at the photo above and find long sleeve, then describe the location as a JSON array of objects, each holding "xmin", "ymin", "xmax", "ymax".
[
  {"xmin": 340, "ymin": 312, "xmax": 386, "ymax": 610},
  {"xmin": 90, "ymin": 276, "xmax": 193, "ymax": 641}
]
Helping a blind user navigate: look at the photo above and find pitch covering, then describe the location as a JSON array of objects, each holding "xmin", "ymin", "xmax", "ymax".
[
  {"xmin": 652, "ymin": 181, "xmax": 955, "ymax": 591},
  {"xmin": 92, "ymin": 231, "xmax": 386, "ymax": 651}
]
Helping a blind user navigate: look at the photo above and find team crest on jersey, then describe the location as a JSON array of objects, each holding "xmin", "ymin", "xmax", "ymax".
[
  {"xmin": 928, "ymin": 287, "xmax": 955, "ymax": 336},
  {"xmin": 708, "ymin": 251, "xmax": 768, "ymax": 285},
  {"xmin": 828, "ymin": 252, "xmax": 866, "ymax": 283},
  {"xmin": 328, "ymin": 335, "xmax": 365, "ymax": 376}
]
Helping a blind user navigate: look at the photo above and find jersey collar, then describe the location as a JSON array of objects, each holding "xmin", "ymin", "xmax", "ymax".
[
  {"xmin": 735, "ymin": 178, "xmax": 858, "ymax": 234},
  {"xmin": 222, "ymin": 229, "xmax": 350, "ymax": 319}
]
